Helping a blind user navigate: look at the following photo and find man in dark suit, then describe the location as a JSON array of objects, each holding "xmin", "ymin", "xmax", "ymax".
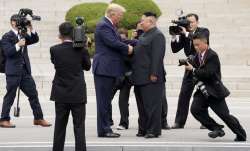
[
  {"xmin": 92, "ymin": 3, "xmax": 133, "ymax": 138},
  {"xmin": 132, "ymin": 12, "xmax": 166, "ymax": 138},
  {"xmin": 185, "ymin": 33, "xmax": 247, "ymax": 142},
  {"xmin": 50, "ymin": 22, "xmax": 91, "ymax": 151},
  {"xmin": 0, "ymin": 14, "xmax": 51, "ymax": 128},
  {"xmin": 171, "ymin": 13, "xmax": 210, "ymax": 129}
]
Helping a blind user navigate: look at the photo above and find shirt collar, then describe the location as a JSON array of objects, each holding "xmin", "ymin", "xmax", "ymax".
[
  {"xmin": 105, "ymin": 16, "xmax": 114, "ymax": 25},
  {"xmin": 11, "ymin": 27, "xmax": 18, "ymax": 36}
]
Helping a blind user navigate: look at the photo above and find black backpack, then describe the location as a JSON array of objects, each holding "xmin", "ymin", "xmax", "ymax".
[{"xmin": 0, "ymin": 39, "xmax": 5, "ymax": 73}]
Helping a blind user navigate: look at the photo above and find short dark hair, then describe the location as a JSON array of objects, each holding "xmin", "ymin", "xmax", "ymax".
[
  {"xmin": 186, "ymin": 13, "xmax": 199, "ymax": 21},
  {"xmin": 59, "ymin": 22, "xmax": 73, "ymax": 39},
  {"xmin": 143, "ymin": 12, "xmax": 157, "ymax": 18},
  {"xmin": 10, "ymin": 14, "xmax": 19, "ymax": 21},
  {"xmin": 192, "ymin": 33, "xmax": 208, "ymax": 44},
  {"xmin": 118, "ymin": 28, "xmax": 128, "ymax": 37}
]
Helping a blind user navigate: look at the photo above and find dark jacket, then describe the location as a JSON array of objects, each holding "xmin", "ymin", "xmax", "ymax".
[
  {"xmin": 92, "ymin": 17, "xmax": 128, "ymax": 77},
  {"xmin": 50, "ymin": 42, "xmax": 91, "ymax": 103},
  {"xmin": 132, "ymin": 27, "xmax": 166, "ymax": 85},
  {"xmin": 1, "ymin": 30, "xmax": 39, "ymax": 75},
  {"xmin": 193, "ymin": 48, "xmax": 230, "ymax": 99},
  {"xmin": 171, "ymin": 27, "xmax": 209, "ymax": 56}
]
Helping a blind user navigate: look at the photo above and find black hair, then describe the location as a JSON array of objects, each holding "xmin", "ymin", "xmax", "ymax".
[
  {"xmin": 192, "ymin": 32, "xmax": 208, "ymax": 44},
  {"xmin": 10, "ymin": 14, "xmax": 19, "ymax": 21},
  {"xmin": 59, "ymin": 22, "xmax": 73, "ymax": 39},
  {"xmin": 186, "ymin": 13, "xmax": 199, "ymax": 21},
  {"xmin": 143, "ymin": 12, "xmax": 157, "ymax": 18}
]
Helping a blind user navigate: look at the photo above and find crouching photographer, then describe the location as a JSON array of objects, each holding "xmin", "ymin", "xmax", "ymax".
[
  {"xmin": 185, "ymin": 33, "xmax": 247, "ymax": 142},
  {"xmin": 170, "ymin": 12, "xmax": 210, "ymax": 129}
]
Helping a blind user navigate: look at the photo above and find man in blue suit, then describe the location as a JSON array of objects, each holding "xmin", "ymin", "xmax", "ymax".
[
  {"xmin": 0, "ymin": 14, "xmax": 51, "ymax": 128},
  {"xmin": 92, "ymin": 3, "xmax": 133, "ymax": 138}
]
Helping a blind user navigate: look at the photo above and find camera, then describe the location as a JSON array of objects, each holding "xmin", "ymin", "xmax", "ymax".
[
  {"xmin": 15, "ymin": 8, "xmax": 41, "ymax": 36},
  {"xmin": 169, "ymin": 10, "xmax": 190, "ymax": 35},
  {"xmin": 178, "ymin": 55, "xmax": 195, "ymax": 66},
  {"xmin": 194, "ymin": 77, "xmax": 210, "ymax": 99},
  {"xmin": 73, "ymin": 17, "xmax": 87, "ymax": 48}
]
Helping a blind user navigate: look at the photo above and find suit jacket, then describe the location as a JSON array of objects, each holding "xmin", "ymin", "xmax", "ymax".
[
  {"xmin": 92, "ymin": 17, "xmax": 128, "ymax": 77},
  {"xmin": 171, "ymin": 27, "xmax": 209, "ymax": 56},
  {"xmin": 50, "ymin": 42, "xmax": 91, "ymax": 103},
  {"xmin": 193, "ymin": 48, "xmax": 230, "ymax": 99},
  {"xmin": 1, "ymin": 30, "xmax": 39, "ymax": 75},
  {"xmin": 132, "ymin": 27, "xmax": 166, "ymax": 85}
]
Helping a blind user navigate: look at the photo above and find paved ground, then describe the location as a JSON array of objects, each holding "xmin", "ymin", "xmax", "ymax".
[{"xmin": 0, "ymin": 95, "xmax": 249, "ymax": 151}]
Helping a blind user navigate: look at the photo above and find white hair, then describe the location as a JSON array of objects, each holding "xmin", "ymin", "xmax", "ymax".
[{"xmin": 105, "ymin": 3, "xmax": 126, "ymax": 17}]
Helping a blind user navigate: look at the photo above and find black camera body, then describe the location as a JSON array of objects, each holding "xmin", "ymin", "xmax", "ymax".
[
  {"xmin": 169, "ymin": 16, "xmax": 190, "ymax": 35},
  {"xmin": 193, "ymin": 76, "xmax": 210, "ymax": 98},
  {"xmin": 73, "ymin": 17, "xmax": 87, "ymax": 48},
  {"xmin": 178, "ymin": 55, "xmax": 195, "ymax": 66},
  {"xmin": 16, "ymin": 8, "xmax": 41, "ymax": 36}
]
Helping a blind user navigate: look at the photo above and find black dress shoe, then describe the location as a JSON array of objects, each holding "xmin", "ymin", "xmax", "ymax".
[
  {"xmin": 144, "ymin": 133, "xmax": 159, "ymax": 138},
  {"xmin": 162, "ymin": 124, "xmax": 171, "ymax": 130},
  {"xmin": 171, "ymin": 123, "xmax": 184, "ymax": 129},
  {"xmin": 98, "ymin": 132, "xmax": 120, "ymax": 138},
  {"xmin": 234, "ymin": 135, "xmax": 246, "ymax": 142},
  {"xmin": 208, "ymin": 129, "xmax": 225, "ymax": 138}
]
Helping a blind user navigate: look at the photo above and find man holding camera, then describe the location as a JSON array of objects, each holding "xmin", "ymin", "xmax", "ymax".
[
  {"xmin": 171, "ymin": 13, "xmax": 209, "ymax": 129},
  {"xmin": 185, "ymin": 33, "xmax": 247, "ymax": 142},
  {"xmin": 0, "ymin": 14, "xmax": 51, "ymax": 128},
  {"xmin": 50, "ymin": 22, "xmax": 91, "ymax": 151}
]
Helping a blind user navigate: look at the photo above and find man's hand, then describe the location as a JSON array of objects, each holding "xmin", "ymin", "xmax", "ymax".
[
  {"xmin": 180, "ymin": 27, "xmax": 189, "ymax": 37},
  {"xmin": 150, "ymin": 74, "xmax": 158, "ymax": 82},
  {"xmin": 17, "ymin": 39, "xmax": 26, "ymax": 47},
  {"xmin": 27, "ymin": 23, "xmax": 33, "ymax": 32},
  {"xmin": 128, "ymin": 45, "xmax": 133, "ymax": 55},
  {"xmin": 185, "ymin": 62, "xmax": 193, "ymax": 71}
]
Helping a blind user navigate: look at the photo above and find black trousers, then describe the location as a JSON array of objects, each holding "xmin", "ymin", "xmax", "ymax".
[
  {"xmin": 191, "ymin": 92, "xmax": 246, "ymax": 139},
  {"xmin": 1, "ymin": 67, "xmax": 43, "ymax": 121},
  {"xmin": 53, "ymin": 102, "xmax": 86, "ymax": 151},
  {"xmin": 134, "ymin": 83, "xmax": 163, "ymax": 135},
  {"xmin": 174, "ymin": 70, "xmax": 195, "ymax": 126},
  {"xmin": 118, "ymin": 82, "xmax": 169, "ymax": 129},
  {"xmin": 161, "ymin": 84, "xmax": 168, "ymax": 126}
]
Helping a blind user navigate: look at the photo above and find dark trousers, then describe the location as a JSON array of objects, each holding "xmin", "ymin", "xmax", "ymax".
[
  {"xmin": 161, "ymin": 85, "xmax": 168, "ymax": 126},
  {"xmin": 174, "ymin": 70, "xmax": 195, "ymax": 126},
  {"xmin": 134, "ymin": 83, "xmax": 163, "ymax": 135},
  {"xmin": 191, "ymin": 92, "xmax": 246, "ymax": 139},
  {"xmin": 1, "ymin": 67, "xmax": 43, "ymax": 121},
  {"xmin": 118, "ymin": 80, "xmax": 132, "ymax": 128},
  {"xmin": 53, "ymin": 102, "xmax": 86, "ymax": 151},
  {"xmin": 94, "ymin": 74, "xmax": 115, "ymax": 135}
]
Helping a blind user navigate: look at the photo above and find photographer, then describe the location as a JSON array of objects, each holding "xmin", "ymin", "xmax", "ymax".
[
  {"xmin": 50, "ymin": 22, "xmax": 91, "ymax": 151},
  {"xmin": 171, "ymin": 13, "xmax": 209, "ymax": 129},
  {"xmin": 186, "ymin": 33, "xmax": 246, "ymax": 142},
  {"xmin": 0, "ymin": 14, "xmax": 51, "ymax": 128}
]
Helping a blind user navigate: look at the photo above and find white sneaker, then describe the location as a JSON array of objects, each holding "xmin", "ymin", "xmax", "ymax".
[{"xmin": 117, "ymin": 125, "xmax": 126, "ymax": 130}]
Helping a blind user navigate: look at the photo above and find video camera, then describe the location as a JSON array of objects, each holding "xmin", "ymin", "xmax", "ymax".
[
  {"xmin": 15, "ymin": 8, "xmax": 41, "ymax": 36},
  {"xmin": 169, "ymin": 9, "xmax": 190, "ymax": 35},
  {"xmin": 73, "ymin": 17, "xmax": 87, "ymax": 48}
]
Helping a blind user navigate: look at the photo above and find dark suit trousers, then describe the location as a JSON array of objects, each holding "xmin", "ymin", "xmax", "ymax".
[
  {"xmin": 174, "ymin": 70, "xmax": 194, "ymax": 126},
  {"xmin": 53, "ymin": 102, "xmax": 86, "ymax": 151},
  {"xmin": 94, "ymin": 74, "xmax": 114, "ymax": 135},
  {"xmin": 191, "ymin": 92, "xmax": 246, "ymax": 138},
  {"xmin": 118, "ymin": 80, "xmax": 132, "ymax": 128},
  {"xmin": 134, "ymin": 83, "xmax": 163, "ymax": 135},
  {"xmin": 162, "ymin": 84, "xmax": 168, "ymax": 126},
  {"xmin": 1, "ymin": 67, "xmax": 43, "ymax": 121}
]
